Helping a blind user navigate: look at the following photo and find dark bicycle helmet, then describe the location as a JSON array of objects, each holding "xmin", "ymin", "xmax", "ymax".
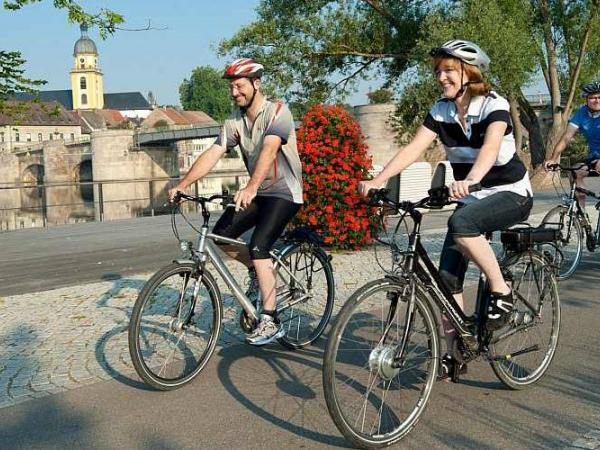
[
  {"xmin": 582, "ymin": 81, "xmax": 600, "ymax": 97},
  {"xmin": 429, "ymin": 39, "xmax": 490, "ymax": 72}
]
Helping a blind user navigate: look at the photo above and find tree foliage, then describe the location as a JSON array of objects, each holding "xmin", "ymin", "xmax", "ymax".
[
  {"xmin": 1, "ymin": 1, "xmax": 124, "ymax": 112},
  {"xmin": 0, "ymin": 50, "xmax": 46, "ymax": 98},
  {"xmin": 367, "ymin": 88, "xmax": 393, "ymax": 104},
  {"xmin": 179, "ymin": 66, "xmax": 232, "ymax": 121},
  {"xmin": 219, "ymin": 0, "xmax": 435, "ymax": 105},
  {"xmin": 3, "ymin": 1, "xmax": 124, "ymax": 37},
  {"xmin": 221, "ymin": 0, "xmax": 600, "ymax": 177}
]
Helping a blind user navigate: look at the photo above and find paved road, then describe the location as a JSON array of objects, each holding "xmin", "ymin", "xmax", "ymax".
[
  {"xmin": 0, "ymin": 256, "xmax": 599, "ymax": 449},
  {"xmin": 0, "ymin": 181, "xmax": 599, "ymax": 449},
  {"xmin": 0, "ymin": 186, "xmax": 582, "ymax": 297}
]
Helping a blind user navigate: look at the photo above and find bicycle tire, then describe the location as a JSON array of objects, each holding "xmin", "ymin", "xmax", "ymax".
[
  {"xmin": 128, "ymin": 262, "xmax": 222, "ymax": 390},
  {"xmin": 540, "ymin": 205, "xmax": 583, "ymax": 280},
  {"xmin": 489, "ymin": 251, "xmax": 560, "ymax": 389},
  {"xmin": 323, "ymin": 278, "xmax": 439, "ymax": 449},
  {"xmin": 275, "ymin": 243, "xmax": 335, "ymax": 350}
]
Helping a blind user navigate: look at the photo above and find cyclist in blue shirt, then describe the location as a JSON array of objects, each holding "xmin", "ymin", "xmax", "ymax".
[{"xmin": 545, "ymin": 81, "xmax": 600, "ymax": 206}]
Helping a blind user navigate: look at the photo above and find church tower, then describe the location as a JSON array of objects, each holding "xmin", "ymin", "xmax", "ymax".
[{"xmin": 70, "ymin": 24, "xmax": 104, "ymax": 110}]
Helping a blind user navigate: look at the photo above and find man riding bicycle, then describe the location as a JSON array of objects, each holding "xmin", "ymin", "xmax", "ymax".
[
  {"xmin": 169, "ymin": 58, "xmax": 303, "ymax": 346},
  {"xmin": 544, "ymin": 81, "xmax": 600, "ymax": 207},
  {"xmin": 359, "ymin": 40, "xmax": 533, "ymax": 379}
]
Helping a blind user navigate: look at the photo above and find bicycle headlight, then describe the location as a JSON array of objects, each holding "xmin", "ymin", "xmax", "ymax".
[{"xmin": 179, "ymin": 240, "xmax": 192, "ymax": 253}]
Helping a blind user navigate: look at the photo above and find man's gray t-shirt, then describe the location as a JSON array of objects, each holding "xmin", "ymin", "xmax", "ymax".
[{"xmin": 214, "ymin": 99, "xmax": 303, "ymax": 204}]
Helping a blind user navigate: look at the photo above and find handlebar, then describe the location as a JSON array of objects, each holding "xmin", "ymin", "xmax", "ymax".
[
  {"xmin": 172, "ymin": 191, "xmax": 234, "ymax": 205},
  {"xmin": 547, "ymin": 162, "xmax": 599, "ymax": 173},
  {"xmin": 368, "ymin": 182, "xmax": 482, "ymax": 211}
]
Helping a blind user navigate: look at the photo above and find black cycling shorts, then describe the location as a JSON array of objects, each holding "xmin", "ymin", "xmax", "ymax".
[{"xmin": 212, "ymin": 196, "xmax": 301, "ymax": 260}]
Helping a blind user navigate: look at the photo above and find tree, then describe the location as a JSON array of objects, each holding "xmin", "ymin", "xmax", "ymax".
[
  {"xmin": 221, "ymin": 0, "xmax": 600, "ymax": 181},
  {"xmin": 179, "ymin": 66, "xmax": 232, "ymax": 122},
  {"xmin": 218, "ymin": 1, "xmax": 434, "ymax": 105},
  {"xmin": 0, "ymin": 50, "xmax": 46, "ymax": 98},
  {"xmin": 367, "ymin": 88, "xmax": 393, "ymax": 104}
]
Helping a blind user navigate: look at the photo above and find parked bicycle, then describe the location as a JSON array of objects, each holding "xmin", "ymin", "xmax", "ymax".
[
  {"xmin": 128, "ymin": 192, "xmax": 335, "ymax": 390},
  {"xmin": 541, "ymin": 163, "xmax": 600, "ymax": 280},
  {"xmin": 323, "ymin": 185, "xmax": 561, "ymax": 449}
]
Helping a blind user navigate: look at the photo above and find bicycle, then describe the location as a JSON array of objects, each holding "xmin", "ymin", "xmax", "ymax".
[
  {"xmin": 322, "ymin": 185, "xmax": 561, "ymax": 449},
  {"xmin": 540, "ymin": 162, "xmax": 600, "ymax": 280},
  {"xmin": 128, "ymin": 192, "xmax": 335, "ymax": 390}
]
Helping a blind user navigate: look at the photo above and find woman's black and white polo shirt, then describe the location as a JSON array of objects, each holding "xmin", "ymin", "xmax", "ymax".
[{"xmin": 423, "ymin": 91, "xmax": 532, "ymax": 202}]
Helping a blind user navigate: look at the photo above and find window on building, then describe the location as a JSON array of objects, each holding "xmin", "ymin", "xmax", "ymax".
[
  {"xmin": 49, "ymin": 134, "xmax": 53, "ymax": 141},
  {"xmin": 38, "ymin": 133, "xmax": 43, "ymax": 142},
  {"xmin": 26, "ymin": 133, "xmax": 31, "ymax": 142},
  {"xmin": 15, "ymin": 132, "xmax": 20, "ymax": 142},
  {"xmin": 70, "ymin": 133, "xmax": 75, "ymax": 141},
  {"xmin": 0, "ymin": 132, "xmax": 4, "ymax": 143},
  {"xmin": 60, "ymin": 133, "xmax": 64, "ymax": 140},
  {"xmin": 81, "ymin": 93, "xmax": 87, "ymax": 105},
  {"xmin": 80, "ymin": 77, "xmax": 87, "ymax": 89}
]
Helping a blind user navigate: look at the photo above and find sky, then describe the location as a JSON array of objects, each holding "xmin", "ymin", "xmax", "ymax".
[{"xmin": 0, "ymin": 1, "xmax": 373, "ymax": 108}]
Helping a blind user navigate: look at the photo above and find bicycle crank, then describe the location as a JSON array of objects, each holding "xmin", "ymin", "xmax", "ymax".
[{"xmin": 490, "ymin": 344, "xmax": 540, "ymax": 361}]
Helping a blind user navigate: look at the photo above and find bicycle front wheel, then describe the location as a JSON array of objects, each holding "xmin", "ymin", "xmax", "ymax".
[
  {"xmin": 540, "ymin": 205, "xmax": 583, "ymax": 280},
  {"xmin": 128, "ymin": 262, "xmax": 222, "ymax": 390},
  {"xmin": 489, "ymin": 251, "xmax": 560, "ymax": 389},
  {"xmin": 275, "ymin": 243, "xmax": 335, "ymax": 349},
  {"xmin": 323, "ymin": 279, "xmax": 439, "ymax": 449}
]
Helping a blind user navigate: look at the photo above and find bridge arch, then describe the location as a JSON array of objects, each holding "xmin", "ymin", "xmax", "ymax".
[
  {"xmin": 73, "ymin": 159, "xmax": 93, "ymax": 202},
  {"xmin": 21, "ymin": 164, "xmax": 45, "ymax": 199}
]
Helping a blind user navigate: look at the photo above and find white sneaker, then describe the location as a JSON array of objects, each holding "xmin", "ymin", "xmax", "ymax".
[{"xmin": 246, "ymin": 314, "xmax": 284, "ymax": 346}]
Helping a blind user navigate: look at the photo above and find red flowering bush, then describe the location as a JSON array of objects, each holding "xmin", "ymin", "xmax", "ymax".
[{"xmin": 295, "ymin": 104, "xmax": 380, "ymax": 249}]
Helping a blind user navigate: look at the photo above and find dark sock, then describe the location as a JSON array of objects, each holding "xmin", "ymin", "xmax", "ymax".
[{"xmin": 263, "ymin": 309, "xmax": 278, "ymax": 322}]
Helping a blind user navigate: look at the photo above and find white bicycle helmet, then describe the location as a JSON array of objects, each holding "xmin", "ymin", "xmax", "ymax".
[{"xmin": 430, "ymin": 39, "xmax": 490, "ymax": 72}]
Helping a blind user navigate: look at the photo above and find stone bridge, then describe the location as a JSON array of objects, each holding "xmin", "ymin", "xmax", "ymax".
[
  {"xmin": 0, "ymin": 126, "xmax": 247, "ymax": 230},
  {"xmin": 0, "ymin": 105, "xmax": 404, "ymax": 231}
]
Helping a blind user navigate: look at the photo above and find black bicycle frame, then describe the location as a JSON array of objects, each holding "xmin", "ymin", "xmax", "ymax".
[{"xmin": 390, "ymin": 203, "xmax": 478, "ymax": 365}]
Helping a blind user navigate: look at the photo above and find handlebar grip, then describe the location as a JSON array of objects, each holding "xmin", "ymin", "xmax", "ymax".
[{"xmin": 468, "ymin": 183, "xmax": 482, "ymax": 193}]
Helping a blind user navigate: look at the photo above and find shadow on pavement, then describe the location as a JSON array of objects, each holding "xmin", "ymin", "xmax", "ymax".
[
  {"xmin": 216, "ymin": 341, "xmax": 348, "ymax": 448},
  {"xmin": 0, "ymin": 398, "xmax": 92, "ymax": 449},
  {"xmin": 93, "ymin": 275, "xmax": 153, "ymax": 390}
]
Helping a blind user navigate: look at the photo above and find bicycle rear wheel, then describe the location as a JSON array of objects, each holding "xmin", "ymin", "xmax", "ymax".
[
  {"xmin": 540, "ymin": 205, "xmax": 583, "ymax": 280},
  {"xmin": 323, "ymin": 279, "xmax": 439, "ymax": 449},
  {"xmin": 275, "ymin": 243, "xmax": 335, "ymax": 349},
  {"xmin": 489, "ymin": 251, "xmax": 560, "ymax": 389},
  {"xmin": 128, "ymin": 262, "xmax": 222, "ymax": 390}
]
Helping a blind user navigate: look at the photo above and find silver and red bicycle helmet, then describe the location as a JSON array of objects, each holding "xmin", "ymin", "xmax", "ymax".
[{"xmin": 223, "ymin": 58, "xmax": 264, "ymax": 79}]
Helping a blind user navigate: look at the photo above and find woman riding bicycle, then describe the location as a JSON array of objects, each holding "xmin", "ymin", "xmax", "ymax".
[
  {"xmin": 544, "ymin": 81, "xmax": 600, "ymax": 207},
  {"xmin": 359, "ymin": 39, "xmax": 533, "ymax": 378}
]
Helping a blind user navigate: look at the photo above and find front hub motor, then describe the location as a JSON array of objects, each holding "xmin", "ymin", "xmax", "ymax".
[{"xmin": 369, "ymin": 346, "xmax": 400, "ymax": 381}]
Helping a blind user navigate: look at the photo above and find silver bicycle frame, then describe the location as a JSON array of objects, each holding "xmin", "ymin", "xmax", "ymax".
[{"xmin": 193, "ymin": 228, "xmax": 312, "ymax": 324}]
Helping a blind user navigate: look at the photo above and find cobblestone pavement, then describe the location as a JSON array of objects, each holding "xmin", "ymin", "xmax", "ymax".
[{"xmin": 0, "ymin": 211, "xmax": 579, "ymax": 410}]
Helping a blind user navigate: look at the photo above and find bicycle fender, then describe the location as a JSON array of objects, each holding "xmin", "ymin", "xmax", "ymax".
[{"xmin": 173, "ymin": 259, "xmax": 195, "ymax": 264}]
